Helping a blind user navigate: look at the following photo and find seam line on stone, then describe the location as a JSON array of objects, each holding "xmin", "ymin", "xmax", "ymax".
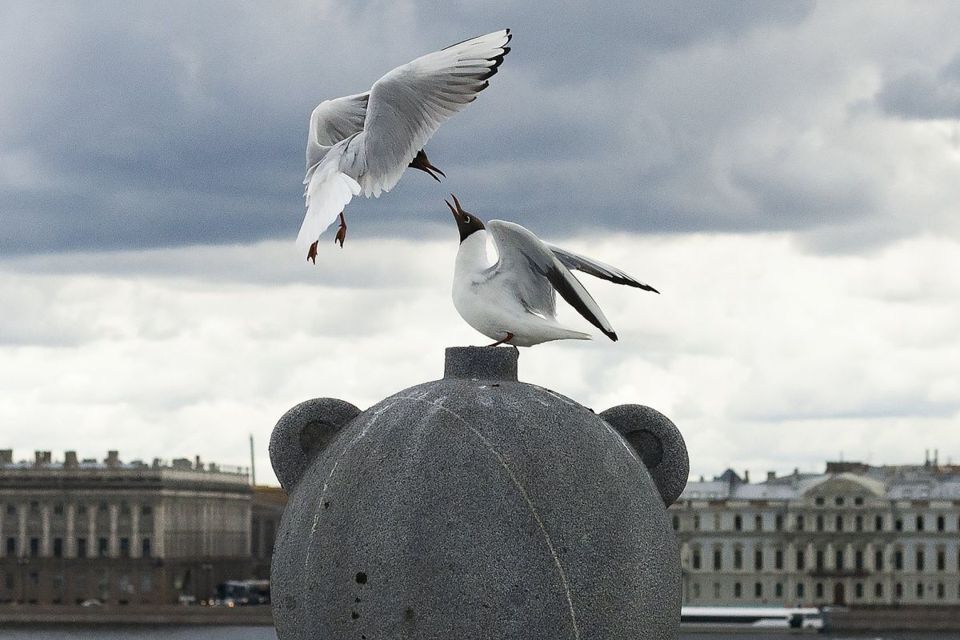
[
  {"xmin": 303, "ymin": 402, "xmax": 394, "ymax": 573},
  {"xmin": 395, "ymin": 394, "xmax": 582, "ymax": 640}
]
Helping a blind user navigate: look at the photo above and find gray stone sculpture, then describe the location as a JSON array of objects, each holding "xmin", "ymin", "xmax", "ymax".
[{"xmin": 270, "ymin": 346, "xmax": 688, "ymax": 639}]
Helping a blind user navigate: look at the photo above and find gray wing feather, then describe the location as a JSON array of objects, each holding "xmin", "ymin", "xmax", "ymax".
[
  {"xmin": 488, "ymin": 221, "xmax": 617, "ymax": 340},
  {"xmin": 343, "ymin": 30, "xmax": 511, "ymax": 197},
  {"xmin": 548, "ymin": 245, "xmax": 660, "ymax": 293},
  {"xmin": 306, "ymin": 93, "xmax": 369, "ymax": 171}
]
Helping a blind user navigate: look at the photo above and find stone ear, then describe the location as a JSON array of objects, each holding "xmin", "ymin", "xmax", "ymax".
[
  {"xmin": 269, "ymin": 398, "xmax": 360, "ymax": 493},
  {"xmin": 600, "ymin": 404, "xmax": 689, "ymax": 507}
]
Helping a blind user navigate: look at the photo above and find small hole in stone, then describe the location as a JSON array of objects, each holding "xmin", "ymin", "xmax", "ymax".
[
  {"xmin": 323, "ymin": 501, "xmax": 330, "ymax": 509},
  {"xmin": 355, "ymin": 571, "xmax": 367, "ymax": 584},
  {"xmin": 351, "ymin": 610, "xmax": 359, "ymax": 620},
  {"xmin": 355, "ymin": 597, "xmax": 361, "ymax": 603}
]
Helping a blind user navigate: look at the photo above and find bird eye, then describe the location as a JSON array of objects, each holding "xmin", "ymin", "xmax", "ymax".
[{"xmin": 464, "ymin": 215, "xmax": 471, "ymax": 223}]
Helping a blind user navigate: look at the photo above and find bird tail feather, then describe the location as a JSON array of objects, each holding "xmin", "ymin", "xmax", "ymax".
[{"xmin": 296, "ymin": 162, "xmax": 361, "ymax": 255}]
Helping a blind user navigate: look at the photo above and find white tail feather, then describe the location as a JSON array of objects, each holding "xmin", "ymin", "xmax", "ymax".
[{"xmin": 296, "ymin": 163, "xmax": 361, "ymax": 255}]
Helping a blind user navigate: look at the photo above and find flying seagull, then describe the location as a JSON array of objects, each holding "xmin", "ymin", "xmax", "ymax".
[
  {"xmin": 446, "ymin": 195, "xmax": 659, "ymax": 347},
  {"xmin": 298, "ymin": 29, "xmax": 512, "ymax": 262}
]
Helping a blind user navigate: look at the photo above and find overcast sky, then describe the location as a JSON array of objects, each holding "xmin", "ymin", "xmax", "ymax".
[{"xmin": 2, "ymin": 1, "xmax": 959, "ymax": 486}]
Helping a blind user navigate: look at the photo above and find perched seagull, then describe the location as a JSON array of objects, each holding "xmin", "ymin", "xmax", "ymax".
[
  {"xmin": 446, "ymin": 195, "xmax": 659, "ymax": 347},
  {"xmin": 298, "ymin": 29, "xmax": 512, "ymax": 262}
]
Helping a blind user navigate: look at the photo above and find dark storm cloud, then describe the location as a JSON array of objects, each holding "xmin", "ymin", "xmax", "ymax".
[
  {"xmin": 876, "ymin": 52, "xmax": 960, "ymax": 120},
  {"xmin": 2, "ymin": 1, "xmax": 957, "ymax": 256}
]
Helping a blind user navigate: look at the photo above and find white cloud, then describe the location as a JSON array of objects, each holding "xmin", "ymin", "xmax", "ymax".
[{"xmin": 2, "ymin": 231, "xmax": 957, "ymax": 484}]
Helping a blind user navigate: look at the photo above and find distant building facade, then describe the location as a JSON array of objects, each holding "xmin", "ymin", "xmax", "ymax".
[
  {"xmin": 251, "ymin": 485, "xmax": 285, "ymax": 579},
  {"xmin": 0, "ymin": 449, "xmax": 253, "ymax": 605},
  {"xmin": 670, "ymin": 459, "xmax": 960, "ymax": 607}
]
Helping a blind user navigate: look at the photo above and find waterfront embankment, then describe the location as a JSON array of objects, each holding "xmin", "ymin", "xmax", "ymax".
[{"xmin": 0, "ymin": 604, "xmax": 273, "ymax": 626}]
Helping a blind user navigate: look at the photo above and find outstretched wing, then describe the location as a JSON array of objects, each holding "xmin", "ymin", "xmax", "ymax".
[
  {"xmin": 305, "ymin": 93, "xmax": 370, "ymax": 171},
  {"xmin": 548, "ymin": 245, "xmax": 660, "ymax": 293},
  {"xmin": 488, "ymin": 220, "xmax": 618, "ymax": 341},
  {"xmin": 342, "ymin": 30, "xmax": 511, "ymax": 197}
]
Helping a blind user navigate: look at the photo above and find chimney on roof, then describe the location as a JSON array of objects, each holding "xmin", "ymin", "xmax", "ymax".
[
  {"xmin": 767, "ymin": 471, "xmax": 776, "ymax": 482},
  {"xmin": 0, "ymin": 450, "xmax": 12, "ymax": 465},
  {"xmin": 106, "ymin": 450, "xmax": 120, "ymax": 467},
  {"xmin": 934, "ymin": 449, "xmax": 939, "ymax": 468},
  {"xmin": 195, "ymin": 455, "xmax": 202, "ymax": 470},
  {"xmin": 64, "ymin": 451, "xmax": 78, "ymax": 468},
  {"xmin": 743, "ymin": 470, "xmax": 750, "ymax": 484}
]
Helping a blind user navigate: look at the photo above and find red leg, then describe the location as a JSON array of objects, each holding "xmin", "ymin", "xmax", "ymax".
[
  {"xmin": 306, "ymin": 241, "xmax": 318, "ymax": 264},
  {"xmin": 334, "ymin": 212, "xmax": 347, "ymax": 248},
  {"xmin": 487, "ymin": 332, "xmax": 514, "ymax": 347}
]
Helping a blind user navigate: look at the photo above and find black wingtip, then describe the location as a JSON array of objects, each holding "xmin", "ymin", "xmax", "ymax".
[{"xmin": 605, "ymin": 330, "xmax": 619, "ymax": 342}]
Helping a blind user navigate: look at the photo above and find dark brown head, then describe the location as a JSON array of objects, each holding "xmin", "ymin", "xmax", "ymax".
[{"xmin": 445, "ymin": 194, "xmax": 485, "ymax": 243}]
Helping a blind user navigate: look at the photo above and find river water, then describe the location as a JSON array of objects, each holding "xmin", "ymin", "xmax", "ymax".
[{"xmin": 0, "ymin": 628, "xmax": 953, "ymax": 639}]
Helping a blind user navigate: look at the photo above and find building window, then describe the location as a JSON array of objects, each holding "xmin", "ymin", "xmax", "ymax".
[
  {"xmin": 120, "ymin": 503, "xmax": 131, "ymax": 516},
  {"xmin": 77, "ymin": 504, "xmax": 87, "ymax": 515},
  {"xmin": 816, "ymin": 550, "xmax": 824, "ymax": 571},
  {"xmin": 895, "ymin": 518, "xmax": 903, "ymax": 532},
  {"xmin": 937, "ymin": 550, "xmax": 945, "ymax": 571},
  {"xmin": 835, "ymin": 496, "xmax": 845, "ymax": 506},
  {"xmin": 774, "ymin": 514, "xmax": 783, "ymax": 531},
  {"xmin": 29, "ymin": 501, "xmax": 39, "ymax": 513},
  {"xmin": 836, "ymin": 550, "xmax": 844, "ymax": 571},
  {"xmin": 775, "ymin": 582, "xmax": 783, "ymax": 598},
  {"xmin": 916, "ymin": 515, "xmax": 924, "ymax": 531},
  {"xmin": 4, "ymin": 505, "xmax": 14, "ymax": 516},
  {"xmin": 855, "ymin": 582, "xmax": 863, "ymax": 599},
  {"xmin": 141, "ymin": 505, "xmax": 153, "ymax": 516},
  {"xmin": 734, "ymin": 547, "xmax": 743, "ymax": 570},
  {"xmin": 672, "ymin": 515, "xmax": 679, "ymax": 530},
  {"xmin": 98, "ymin": 502, "xmax": 108, "ymax": 513},
  {"xmin": 796, "ymin": 515, "xmax": 805, "ymax": 531},
  {"xmin": 854, "ymin": 496, "xmax": 864, "ymax": 505},
  {"xmin": 796, "ymin": 549, "xmax": 806, "ymax": 570},
  {"xmin": 875, "ymin": 583, "xmax": 883, "ymax": 598},
  {"xmin": 141, "ymin": 572, "xmax": 153, "ymax": 594},
  {"xmin": 855, "ymin": 550, "xmax": 863, "ymax": 570},
  {"xmin": 815, "ymin": 496, "xmax": 824, "ymax": 506},
  {"xmin": 98, "ymin": 537, "xmax": 108, "ymax": 558},
  {"xmin": 895, "ymin": 582, "xmax": 903, "ymax": 599},
  {"xmin": 734, "ymin": 515, "xmax": 742, "ymax": 531},
  {"xmin": 714, "ymin": 513, "xmax": 721, "ymax": 530},
  {"xmin": 754, "ymin": 582, "xmax": 762, "ymax": 598},
  {"xmin": 53, "ymin": 538, "xmax": 63, "ymax": 558},
  {"xmin": 734, "ymin": 582, "xmax": 742, "ymax": 598},
  {"xmin": 855, "ymin": 515, "xmax": 863, "ymax": 531},
  {"xmin": 816, "ymin": 515, "xmax": 824, "ymax": 532},
  {"xmin": 29, "ymin": 538, "xmax": 39, "ymax": 557},
  {"xmin": 77, "ymin": 538, "xmax": 87, "ymax": 558},
  {"xmin": 775, "ymin": 549, "xmax": 783, "ymax": 570},
  {"xmin": 835, "ymin": 515, "xmax": 843, "ymax": 532},
  {"xmin": 754, "ymin": 514, "xmax": 762, "ymax": 531},
  {"xmin": 917, "ymin": 583, "xmax": 924, "ymax": 599},
  {"xmin": 5, "ymin": 538, "xmax": 14, "ymax": 556},
  {"xmin": 54, "ymin": 503, "xmax": 64, "ymax": 516},
  {"xmin": 692, "ymin": 548, "xmax": 701, "ymax": 570},
  {"xmin": 875, "ymin": 515, "xmax": 883, "ymax": 531},
  {"xmin": 142, "ymin": 538, "xmax": 152, "ymax": 558},
  {"xmin": 754, "ymin": 549, "xmax": 763, "ymax": 571},
  {"xmin": 916, "ymin": 549, "xmax": 925, "ymax": 571},
  {"xmin": 895, "ymin": 549, "xmax": 903, "ymax": 570},
  {"xmin": 796, "ymin": 583, "xmax": 805, "ymax": 598},
  {"xmin": 120, "ymin": 538, "xmax": 130, "ymax": 559},
  {"xmin": 693, "ymin": 515, "xmax": 700, "ymax": 531},
  {"xmin": 815, "ymin": 583, "xmax": 824, "ymax": 599}
]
